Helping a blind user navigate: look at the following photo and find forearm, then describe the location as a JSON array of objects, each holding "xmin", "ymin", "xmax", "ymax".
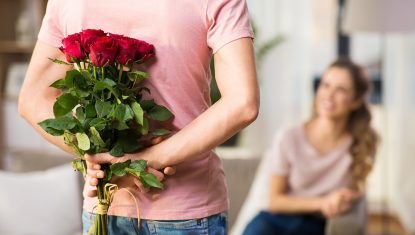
[
  {"xmin": 140, "ymin": 94, "xmax": 258, "ymax": 168},
  {"xmin": 268, "ymin": 194, "xmax": 323, "ymax": 214},
  {"xmin": 18, "ymin": 41, "xmax": 74, "ymax": 156},
  {"xmin": 19, "ymin": 94, "xmax": 74, "ymax": 155}
]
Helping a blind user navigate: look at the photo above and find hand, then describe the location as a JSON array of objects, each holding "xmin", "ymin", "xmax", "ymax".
[
  {"xmin": 320, "ymin": 188, "xmax": 361, "ymax": 218},
  {"xmin": 85, "ymin": 161, "xmax": 175, "ymax": 197},
  {"xmin": 84, "ymin": 136, "xmax": 176, "ymax": 197}
]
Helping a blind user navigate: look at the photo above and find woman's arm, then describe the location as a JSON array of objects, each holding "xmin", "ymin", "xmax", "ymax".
[
  {"xmin": 268, "ymin": 175, "xmax": 323, "ymax": 214},
  {"xmin": 268, "ymin": 175, "xmax": 361, "ymax": 218},
  {"xmin": 87, "ymin": 37, "xmax": 260, "ymax": 169}
]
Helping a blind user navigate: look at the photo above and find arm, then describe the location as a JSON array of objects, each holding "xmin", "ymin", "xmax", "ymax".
[
  {"xmin": 149, "ymin": 37, "xmax": 259, "ymax": 167},
  {"xmin": 88, "ymin": 38, "xmax": 260, "ymax": 169},
  {"xmin": 268, "ymin": 175, "xmax": 323, "ymax": 214},
  {"xmin": 268, "ymin": 175, "xmax": 361, "ymax": 217},
  {"xmin": 18, "ymin": 41, "xmax": 74, "ymax": 154}
]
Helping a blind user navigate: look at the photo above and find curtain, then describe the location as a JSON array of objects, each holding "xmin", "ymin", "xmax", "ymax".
[
  {"xmin": 240, "ymin": 0, "xmax": 338, "ymax": 154},
  {"xmin": 383, "ymin": 34, "xmax": 415, "ymax": 232}
]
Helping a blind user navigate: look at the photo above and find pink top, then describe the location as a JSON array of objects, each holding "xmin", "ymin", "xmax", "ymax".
[
  {"xmin": 267, "ymin": 124, "xmax": 353, "ymax": 197},
  {"xmin": 38, "ymin": 0, "xmax": 253, "ymax": 220}
]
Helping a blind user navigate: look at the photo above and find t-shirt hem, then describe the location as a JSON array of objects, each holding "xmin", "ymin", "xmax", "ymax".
[
  {"xmin": 210, "ymin": 28, "xmax": 254, "ymax": 54},
  {"xmin": 83, "ymin": 202, "xmax": 229, "ymax": 220}
]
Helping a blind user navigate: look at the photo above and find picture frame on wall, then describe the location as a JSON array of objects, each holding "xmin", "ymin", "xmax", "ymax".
[{"xmin": 5, "ymin": 62, "xmax": 28, "ymax": 99}]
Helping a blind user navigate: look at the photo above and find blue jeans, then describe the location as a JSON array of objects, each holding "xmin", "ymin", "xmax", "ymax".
[
  {"xmin": 243, "ymin": 211, "xmax": 326, "ymax": 235},
  {"xmin": 82, "ymin": 211, "xmax": 228, "ymax": 235}
]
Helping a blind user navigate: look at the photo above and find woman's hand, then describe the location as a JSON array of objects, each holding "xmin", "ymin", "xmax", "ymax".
[{"xmin": 320, "ymin": 188, "xmax": 361, "ymax": 218}]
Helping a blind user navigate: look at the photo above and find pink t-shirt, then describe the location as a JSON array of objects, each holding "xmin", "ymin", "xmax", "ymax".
[
  {"xmin": 38, "ymin": 0, "xmax": 254, "ymax": 220},
  {"xmin": 267, "ymin": 124, "xmax": 353, "ymax": 197}
]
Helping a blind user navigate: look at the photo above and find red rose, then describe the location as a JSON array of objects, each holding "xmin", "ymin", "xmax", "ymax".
[
  {"xmin": 59, "ymin": 33, "xmax": 85, "ymax": 63},
  {"xmin": 80, "ymin": 29, "xmax": 106, "ymax": 53},
  {"xmin": 90, "ymin": 36, "xmax": 119, "ymax": 67},
  {"xmin": 110, "ymin": 34, "xmax": 137, "ymax": 65},
  {"xmin": 135, "ymin": 40, "xmax": 155, "ymax": 63}
]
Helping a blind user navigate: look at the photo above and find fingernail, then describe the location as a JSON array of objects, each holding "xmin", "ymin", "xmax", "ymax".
[
  {"xmin": 96, "ymin": 172, "xmax": 104, "ymax": 178},
  {"xmin": 93, "ymin": 164, "xmax": 101, "ymax": 170}
]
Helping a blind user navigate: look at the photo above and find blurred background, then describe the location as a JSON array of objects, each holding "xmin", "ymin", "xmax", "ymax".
[{"xmin": 0, "ymin": 0, "xmax": 414, "ymax": 235}]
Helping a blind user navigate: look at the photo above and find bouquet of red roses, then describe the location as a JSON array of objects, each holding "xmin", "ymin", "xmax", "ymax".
[{"xmin": 38, "ymin": 29, "xmax": 173, "ymax": 235}]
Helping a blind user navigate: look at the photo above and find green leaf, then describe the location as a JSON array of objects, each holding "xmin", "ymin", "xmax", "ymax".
[
  {"xmin": 113, "ymin": 121, "xmax": 130, "ymax": 130},
  {"xmin": 48, "ymin": 57, "xmax": 71, "ymax": 65},
  {"xmin": 94, "ymin": 79, "xmax": 120, "ymax": 101},
  {"xmin": 38, "ymin": 125, "xmax": 64, "ymax": 136},
  {"xmin": 148, "ymin": 105, "xmax": 173, "ymax": 121},
  {"xmin": 89, "ymin": 126, "xmax": 106, "ymax": 148},
  {"xmin": 63, "ymin": 131, "xmax": 85, "ymax": 157},
  {"xmin": 38, "ymin": 116, "xmax": 78, "ymax": 131},
  {"xmin": 130, "ymin": 160, "xmax": 147, "ymax": 172},
  {"xmin": 76, "ymin": 107, "xmax": 85, "ymax": 121},
  {"xmin": 140, "ymin": 171, "xmax": 163, "ymax": 189},
  {"xmin": 95, "ymin": 101, "xmax": 112, "ymax": 118},
  {"xmin": 80, "ymin": 69, "xmax": 92, "ymax": 80},
  {"xmin": 85, "ymin": 104, "xmax": 97, "ymax": 118},
  {"xmin": 113, "ymin": 104, "xmax": 134, "ymax": 122},
  {"xmin": 76, "ymin": 132, "xmax": 90, "ymax": 151},
  {"xmin": 151, "ymin": 129, "xmax": 171, "ymax": 136},
  {"xmin": 71, "ymin": 158, "xmax": 86, "ymax": 175},
  {"xmin": 130, "ymin": 102, "xmax": 144, "ymax": 125},
  {"xmin": 127, "ymin": 71, "xmax": 148, "ymax": 84},
  {"xmin": 109, "ymin": 142, "xmax": 124, "ymax": 157},
  {"xmin": 89, "ymin": 118, "xmax": 107, "ymax": 131},
  {"xmin": 138, "ymin": 118, "xmax": 149, "ymax": 135},
  {"xmin": 140, "ymin": 100, "xmax": 156, "ymax": 111},
  {"xmin": 65, "ymin": 70, "xmax": 83, "ymax": 89},
  {"xmin": 94, "ymin": 78, "xmax": 117, "ymax": 92},
  {"xmin": 110, "ymin": 131, "xmax": 141, "ymax": 154},
  {"xmin": 50, "ymin": 79, "xmax": 66, "ymax": 89},
  {"xmin": 53, "ymin": 93, "xmax": 79, "ymax": 117},
  {"xmin": 110, "ymin": 160, "xmax": 131, "ymax": 176}
]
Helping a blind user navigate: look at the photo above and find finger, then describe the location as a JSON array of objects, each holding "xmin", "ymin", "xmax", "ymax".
[
  {"xmin": 87, "ymin": 189, "xmax": 97, "ymax": 197},
  {"xmin": 151, "ymin": 136, "xmax": 164, "ymax": 145},
  {"xmin": 87, "ymin": 169, "xmax": 105, "ymax": 179},
  {"xmin": 89, "ymin": 177, "xmax": 99, "ymax": 187},
  {"xmin": 163, "ymin": 167, "xmax": 176, "ymax": 176},
  {"xmin": 85, "ymin": 160, "xmax": 101, "ymax": 170},
  {"xmin": 133, "ymin": 177, "xmax": 149, "ymax": 193},
  {"xmin": 147, "ymin": 168, "xmax": 164, "ymax": 182},
  {"xmin": 85, "ymin": 153, "xmax": 113, "ymax": 164}
]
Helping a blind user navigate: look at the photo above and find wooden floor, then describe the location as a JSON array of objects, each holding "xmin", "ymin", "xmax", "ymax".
[{"xmin": 368, "ymin": 214, "xmax": 410, "ymax": 235}]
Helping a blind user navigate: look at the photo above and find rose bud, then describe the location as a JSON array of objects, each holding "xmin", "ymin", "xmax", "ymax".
[
  {"xmin": 110, "ymin": 34, "xmax": 137, "ymax": 65},
  {"xmin": 80, "ymin": 29, "xmax": 106, "ymax": 53},
  {"xmin": 134, "ymin": 40, "xmax": 155, "ymax": 63},
  {"xmin": 59, "ymin": 33, "xmax": 85, "ymax": 63},
  {"xmin": 90, "ymin": 36, "xmax": 119, "ymax": 67}
]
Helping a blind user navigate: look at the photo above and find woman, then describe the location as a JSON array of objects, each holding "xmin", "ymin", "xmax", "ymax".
[
  {"xmin": 18, "ymin": 0, "xmax": 259, "ymax": 234},
  {"xmin": 243, "ymin": 58, "xmax": 378, "ymax": 235}
]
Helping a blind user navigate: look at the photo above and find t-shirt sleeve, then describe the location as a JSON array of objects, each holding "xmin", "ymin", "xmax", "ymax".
[
  {"xmin": 37, "ymin": 0, "xmax": 64, "ymax": 47},
  {"xmin": 206, "ymin": 0, "xmax": 254, "ymax": 54},
  {"xmin": 266, "ymin": 130, "xmax": 291, "ymax": 176}
]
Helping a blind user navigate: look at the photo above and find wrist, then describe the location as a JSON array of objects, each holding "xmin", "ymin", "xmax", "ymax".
[
  {"xmin": 127, "ymin": 146, "xmax": 166, "ymax": 170},
  {"xmin": 315, "ymin": 197, "xmax": 325, "ymax": 212}
]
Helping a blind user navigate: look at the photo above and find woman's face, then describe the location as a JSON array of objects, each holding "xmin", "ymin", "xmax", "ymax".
[{"xmin": 315, "ymin": 67, "xmax": 361, "ymax": 120}]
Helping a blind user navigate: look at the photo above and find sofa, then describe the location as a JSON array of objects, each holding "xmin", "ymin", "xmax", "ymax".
[{"xmin": 0, "ymin": 148, "xmax": 366, "ymax": 235}]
